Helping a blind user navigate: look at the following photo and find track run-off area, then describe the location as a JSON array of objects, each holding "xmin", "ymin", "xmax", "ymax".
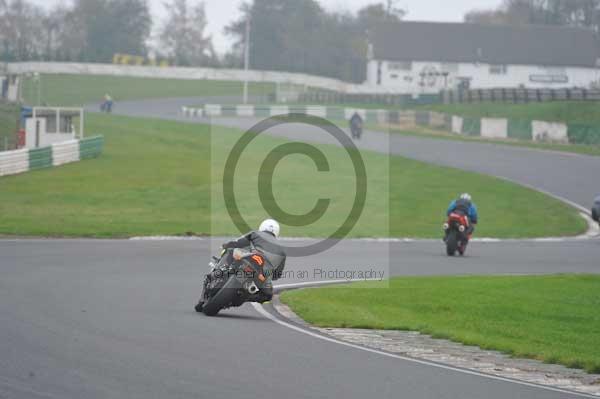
[{"xmin": 1, "ymin": 97, "xmax": 599, "ymax": 399}]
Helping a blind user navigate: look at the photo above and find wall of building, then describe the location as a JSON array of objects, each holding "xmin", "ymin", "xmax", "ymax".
[
  {"xmin": 24, "ymin": 118, "xmax": 77, "ymax": 149},
  {"xmin": 367, "ymin": 60, "xmax": 600, "ymax": 92}
]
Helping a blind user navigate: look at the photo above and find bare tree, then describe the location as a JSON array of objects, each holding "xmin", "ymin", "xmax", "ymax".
[
  {"xmin": 0, "ymin": 0, "xmax": 46, "ymax": 61},
  {"xmin": 159, "ymin": 0, "xmax": 215, "ymax": 66},
  {"xmin": 466, "ymin": 0, "xmax": 600, "ymax": 30},
  {"xmin": 0, "ymin": 0, "xmax": 8, "ymax": 52},
  {"xmin": 385, "ymin": 0, "xmax": 406, "ymax": 20},
  {"xmin": 465, "ymin": 9, "xmax": 510, "ymax": 25}
]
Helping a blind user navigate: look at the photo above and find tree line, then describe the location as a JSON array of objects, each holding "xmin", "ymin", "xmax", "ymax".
[
  {"xmin": 0, "ymin": 0, "xmax": 214, "ymax": 66},
  {"xmin": 465, "ymin": 0, "xmax": 600, "ymax": 32},
  {"xmin": 0, "ymin": 0, "xmax": 404, "ymax": 82},
  {"xmin": 3, "ymin": 0, "xmax": 600, "ymax": 82},
  {"xmin": 225, "ymin": 0, "xmax": 404, "ymax": 82}
]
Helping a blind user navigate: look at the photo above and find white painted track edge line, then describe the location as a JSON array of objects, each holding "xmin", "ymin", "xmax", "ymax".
[
  {"xmin": 252, "ymin": 285, "xmax": 597, "ymax": 398},
  {"xmin": 251, "ymin": 303, "xmax": 596, "ymax": 398}
]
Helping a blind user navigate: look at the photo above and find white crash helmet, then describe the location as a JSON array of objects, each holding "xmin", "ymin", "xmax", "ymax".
[
  {"xmin": 259, "ymin": 219, "xmax": 280, "ymax": 238},
  {"xmin": 460, "ymin": 193, "xmax": 472, "ymax": 202}
]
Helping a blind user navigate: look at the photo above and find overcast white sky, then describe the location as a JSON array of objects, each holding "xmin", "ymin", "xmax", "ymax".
[{"xmin": 29, "ymin": 0, "xmax": 503, "ymax": 53}]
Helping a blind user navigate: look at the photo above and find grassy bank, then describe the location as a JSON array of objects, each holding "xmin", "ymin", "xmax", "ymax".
[
  {"xmin": 21, "ymin": 74, "xmax": 275, "ymax": 106},
  {"xmin": 0, "ymin": 114, "xmax": 585, "ymax": 238},
  {"xmin": 0, "ymin": 102, "xmax": 19, "ymax": 150},
  {"xmin": 281, "ymin": 275, "xmax": 600, "ymax": 374},
  {"xmin": 386, "ymin": 126, "xmax": 600, "ymax": 157}
]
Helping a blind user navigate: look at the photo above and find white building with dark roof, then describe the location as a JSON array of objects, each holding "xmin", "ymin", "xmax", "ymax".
[{"xmin": 366, "ymin": 21, "xmax": 600, "ymax": 93}]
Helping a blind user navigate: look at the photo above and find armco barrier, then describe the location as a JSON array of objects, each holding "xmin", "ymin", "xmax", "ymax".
[
  {"xmin": 415, "ymin": 111, "xmax": 431, "ymax": 126},
  {"xmin": 507, "ymin": 119, "xmax": 532, "ymax": 141},
  {"xmin": 52, "ymin": 140, "xmax": 80, "ymax": 166},
  {"xmin": 79, "ymin": 136, "xmax": 104, "ymax": 160},
  {"xmin": 29, "ymin": 147, "xmax": 53, "ymax": 170},
  {"xmin": 185, "ymin": 104, "xmax": 429, "ymax": 126},
  {"xmin": 0, "ymin": 149, "xmax": 29, "ymax": 176},
  {"xmin": 182, "ymin": 104, "xmax": 600, "ymax": 146},
  {"xmin": 567, "ymin": 124, "xmax": 600, "ymax": 145},
  {"xmin": 184, "ymin": 105, "xmax": 389, "ymax": 123},
  {"xmin": 451, "ymin": 116, "xmax": 463, "ymax": 134},
  {"xmin": 480, "ymin": 118, "xmax": 508, "ymax": 139},
  {"xmin": 428, "ymin": 112, "xmax": 447, "ymax": 129},
  {"xmin": 532, "ymin": 121, "xmax": 569, "ymax": 143},
  {"xmin": 461, "ymin": 117, "xmax": 481, "ymax": 136},
  {"xmin": 0, "ymin": 136, "xmax": 103, "ymax": 177}
]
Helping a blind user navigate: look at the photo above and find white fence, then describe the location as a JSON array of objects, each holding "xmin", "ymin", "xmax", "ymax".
[
  {"xmin": 0, "ymin": 136, "xmax": 103, "ymax": 177},
  {"xmin": 52, "ymin": 140, "xmax": 80, "ymax": 166},
  {"xmin": 0, "ymin": 149, "xmax": 29, "ymax": 176}
]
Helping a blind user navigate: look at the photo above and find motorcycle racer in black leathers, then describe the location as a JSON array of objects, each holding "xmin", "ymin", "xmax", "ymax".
[{"xmin": 195, "ymin": 219, "xmax": 286, "ymax": 312}]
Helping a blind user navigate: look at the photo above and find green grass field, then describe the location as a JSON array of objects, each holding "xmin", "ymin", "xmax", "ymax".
[
  {"xmin": 280, "ymin": 274, "xmax": 600, "ymax": 374},
  {"xmin": 421, "ymin": 101, "xmax": 600, "ymax": 125},
  {"xmin": 21, "ymin": 74, "xmax": 276, "ymax": 107},
  {"xmin": 0, "ymin": 102, "xmax": 20, "ymax": 151},
  {"xmin": 385, "ymin": 126, "xmax": 600, "ymax": 157},
  {"xmin": 0, "ymin": 114, "xmax": 585, "ymax": 238},
  {"xmin": 0, "ymin": 102, "xmax": 19, "ymax": 151}
]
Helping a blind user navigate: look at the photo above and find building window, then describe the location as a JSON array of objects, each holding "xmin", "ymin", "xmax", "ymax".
[
  {"xmin": 441, "ymin": 63, "xmax": 459, "ymax": 73},
  {"xmin": 530, "ymin": 66, "xmax": 568, "ymax": 84},
  {"xmin": 530, "ymin": 75, "xmax": 569, "ymax": 84},
  {"xmin": 489, "ymin": 65, "xmax": 508, "ymax": 75},
  {"xmin": 541, "ymin": 66, "xmax": 566, "ymax": 75},
  {"xmin": 390, "ymin": 74, "xmax": 399, "ymax": 79},
  {"xmin": 388, "ymin": 62, "xmax": 412, "ymax": 71}
]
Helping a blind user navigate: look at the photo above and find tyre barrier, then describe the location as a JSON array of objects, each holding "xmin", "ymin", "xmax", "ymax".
[{"xmin": 182, "ymin": 105, "xmax": 586, "ymax": 145}]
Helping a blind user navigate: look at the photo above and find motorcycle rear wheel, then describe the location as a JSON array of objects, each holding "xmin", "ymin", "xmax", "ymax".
[
  {"xmin": 446, "ymin": 232, "xmax": 458, "ymax": 256},
  {"xmin": 202, "ymin": 276, "xmax": 243, "ymax": 316}
]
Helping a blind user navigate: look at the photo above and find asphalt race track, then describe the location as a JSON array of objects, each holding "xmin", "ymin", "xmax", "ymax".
[{"xmin": 0, "ymin": 98, "xmax": 598, "ymax": 399}]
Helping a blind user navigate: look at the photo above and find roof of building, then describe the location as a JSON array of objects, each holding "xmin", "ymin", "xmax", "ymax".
[{"xmin": 370, "ymin": 21, "xmax": 600, "ymax": 68}]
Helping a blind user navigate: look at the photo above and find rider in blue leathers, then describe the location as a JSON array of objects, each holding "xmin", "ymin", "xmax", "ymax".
[{"xmin": 446, "ymin": 193, "xmax": 478, "ymax": 239}]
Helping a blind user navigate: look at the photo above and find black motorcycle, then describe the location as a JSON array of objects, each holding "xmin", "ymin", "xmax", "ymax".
[
  {"xmin": 350, "ymin": 122, "xmax": 363, "ymax": 140},
  {"xmin": 349, "ymin": 114, "xmax": 363, "ymax": 140},
  {"xmin": 195, "ymin": 248, "xmax": 271, "ymax": 316}
]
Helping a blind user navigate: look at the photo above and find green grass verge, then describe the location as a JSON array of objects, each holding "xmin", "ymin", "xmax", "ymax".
[
  {"xmin": 0, "ymin": 102, "xmax": 19, "ymax": 151},
  {"xmin": 21, "ymin": 74, "xmax": 276, "ymax": 107},
  {"xmin": 0, "ymin": 114, "xmax": 585, "ymax": 238},
  {"xmin": 420, "ymin": 101, "xmax": 600, "ymax": 125},
  {"xmin": 320, "ymin": 118, "xmax": 600, "ymax": 156},
  {"xmin": 186, "ymin": 104, "xmax": 600, "ymax": 157},
  {"xmin": 385, "ymin": 125, "xmax": 600, "ymax": 157},
  {"xmin": 280, "ymin": 275, "xmax": 600, "ymax": 374}
]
